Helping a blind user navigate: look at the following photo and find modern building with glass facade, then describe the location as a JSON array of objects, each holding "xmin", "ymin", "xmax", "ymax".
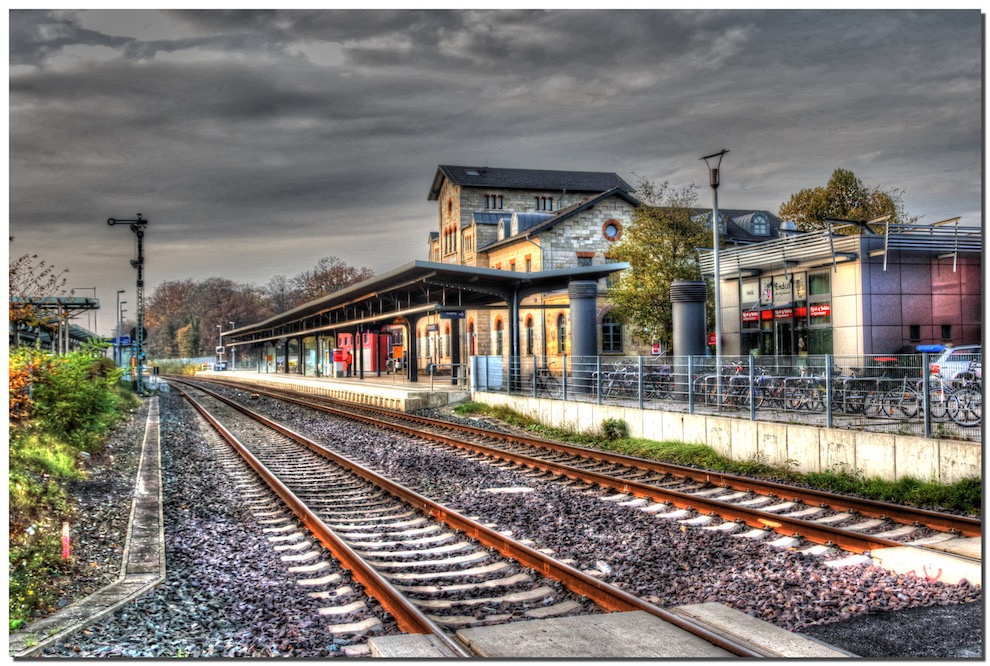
[{"xmin": 700, "ymin": 221, "xmax": 982, "ymax": 358}]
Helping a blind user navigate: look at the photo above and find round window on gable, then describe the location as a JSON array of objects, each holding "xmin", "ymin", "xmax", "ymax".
[{"xmin": 602, "ymin": 219, "xmax": 623, "ymax": 241}]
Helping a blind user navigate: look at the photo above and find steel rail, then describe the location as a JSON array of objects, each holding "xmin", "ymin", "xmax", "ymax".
[
  {"xmin": 171, "ymin": 383, "xmax": 473, "ymax": 658},
  {"xmin": 172, "ymin": 378, "xmax": 770, "ymax": 658},
  {"xmin": 200, "ymin": 376, "xmax": 979, "ymax": 540},
  {"xmin": 253, "ymin": 390, "xmax": 904, "ymax": 554}
]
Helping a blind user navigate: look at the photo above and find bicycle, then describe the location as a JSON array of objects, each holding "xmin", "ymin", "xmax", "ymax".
[
  {"xmin": 879, "ymin": 376, "xmax": 921, "ymax": 419},
  {"xmin": 643, "ymin": 365, "xmax": 673, "ymax": 400},
  {"xmin": 604, "ymin": 365, "xmax": 638, "ymax": 399},
  {"xmin": 534, "ymin": 366, "xmax": 562, "ymax": 399},
  {"xmin": 947, "ymin": 366, "xmax": 981, "ymax": 427}
]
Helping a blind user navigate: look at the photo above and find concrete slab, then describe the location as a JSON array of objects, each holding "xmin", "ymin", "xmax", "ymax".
[
  {"xmin": 926, "ymin": 536, "xmax": 981, "ymax": 560},
  {"xmin": 670, "ymin": 602, "xmax": 853, "ymax": 658},
  {"xmin": 454, "ymin": 611, "xmax": 736, "ymax": 659},
  {"xmin": 870, "ymin": 545, "xmax": 982, "ymax": 586},
  {"xmin": 368, "ymin": 633, "xmax": 461, "ymax": 658}
]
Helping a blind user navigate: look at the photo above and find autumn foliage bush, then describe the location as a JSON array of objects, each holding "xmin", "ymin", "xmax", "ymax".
[{"xmin": 8, "ymin": 345, "xmax": 138, "ymax": 630}]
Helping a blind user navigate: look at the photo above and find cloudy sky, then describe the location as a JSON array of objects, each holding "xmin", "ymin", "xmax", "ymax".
[{"xmin": 8, "ymin": 8, "xmax": 984, "ymax": 337}]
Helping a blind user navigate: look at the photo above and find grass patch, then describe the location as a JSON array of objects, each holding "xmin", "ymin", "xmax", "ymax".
[{"xmin": 460, "ymin": 402, "xmax": 981, "ymax": 515}]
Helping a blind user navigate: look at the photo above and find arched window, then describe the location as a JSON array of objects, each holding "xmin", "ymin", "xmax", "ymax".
[
  {"xmin": 556, "ymin": 314, "xmax": 567, "ymax": 355},
  {"xmin": 602, "ymin": 312, "xmax": 623, "ymax": 353},
  {"xmin": 495, "ymin": 318, "xmax": 504, "ymax": 356},
  {"xmin": 525, "ymin": 316, "xmax": 535, "ymax": 356}
]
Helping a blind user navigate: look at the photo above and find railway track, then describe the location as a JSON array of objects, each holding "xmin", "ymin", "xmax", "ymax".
[
  {"xmin": 178, "ymin": 375, "xmax": 980, "ymax": 561},
  {"xmin": 170, "ymin": 380, "xmax": 769, "ymax": 658}
]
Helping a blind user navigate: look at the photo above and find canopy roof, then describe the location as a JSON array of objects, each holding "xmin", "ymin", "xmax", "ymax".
[{"xmin": 226, "ymin": 260, "xmax": 628, "ymax": 346}]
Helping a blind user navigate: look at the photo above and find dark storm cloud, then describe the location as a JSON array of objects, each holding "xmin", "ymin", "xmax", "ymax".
[{"xmin": 8, "ymin": 8, "xmax": 982, "ymax": 337}]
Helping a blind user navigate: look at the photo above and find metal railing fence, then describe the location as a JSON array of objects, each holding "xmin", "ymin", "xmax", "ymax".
[{"xmin": 471, "ymin": 353, "xmax": 981, "ymax": 443}]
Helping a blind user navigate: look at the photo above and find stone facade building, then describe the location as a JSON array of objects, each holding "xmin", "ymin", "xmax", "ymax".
[{"xmin": 422, "ymin": 165, "xmax": 639, "ymax": 369}]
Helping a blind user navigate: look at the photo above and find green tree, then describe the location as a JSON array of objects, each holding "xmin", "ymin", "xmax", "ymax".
[
  {"xmin": 175, "ymin": 323, "xmax": 198, "ymax": 358},
  {"xmin": 778, "ymin": 168, "xmax": 915, "ymax": 232},
  {"xmin": 607, "ymin": 180, "xmax": 709, "ymax": 350}
]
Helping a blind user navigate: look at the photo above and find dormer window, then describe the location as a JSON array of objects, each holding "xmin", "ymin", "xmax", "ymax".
[{"xmin": 751, "ymin": 213, "xmax": 769, "ymax": 236}]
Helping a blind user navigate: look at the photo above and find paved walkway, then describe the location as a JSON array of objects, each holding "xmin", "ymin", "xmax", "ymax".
[{"xmin": 9, "ymin": 398, "xmax": 165, "ymax": 657}]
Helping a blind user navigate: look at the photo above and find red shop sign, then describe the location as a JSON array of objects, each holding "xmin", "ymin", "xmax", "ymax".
[
  {"xmin": 810, "ymin": 304, "xmax": 831, "ymax": 317},
  {"xmin": 774, "ymin": 308, "xmax": 793, "ymax": 319},
  {"xmin": 742, "ymin": 310, "xmax": 760, "ymax": 323}
]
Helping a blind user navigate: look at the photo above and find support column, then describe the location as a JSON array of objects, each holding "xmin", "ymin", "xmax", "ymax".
[
  {"xmin": 670, "ymin": 280, "xmax": 708, "ymax": 397},
  {"xmin": 568, "ymin": 280, "xmax": 598, "ymax": 393},
  {"xmin": 406, "ymin": 314, "xmax": 422, "ymax": 382},
  {"xmin": 450, "ymin": 318, "xmax": 461, "ymax": 386},
  {"xmin": 508, "ymin": 289, "xmax": 521, "ymax": 391}
]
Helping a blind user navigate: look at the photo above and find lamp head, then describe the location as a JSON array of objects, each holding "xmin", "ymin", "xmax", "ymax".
[{"xmin": 700, "ymin": 149, "xmax": 729, "ymax": 190}]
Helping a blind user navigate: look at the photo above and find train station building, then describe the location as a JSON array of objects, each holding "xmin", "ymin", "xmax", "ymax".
[{"xmin": 222, "ymin": 164, "xmax": 980, "ymax": 380}]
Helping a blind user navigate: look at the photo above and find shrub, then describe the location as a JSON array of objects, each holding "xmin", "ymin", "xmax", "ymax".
[
  {"xmin": 26, "ymin": 350, "xmax": 128, "ymax": 451},
  {"xmin": 601, "ymin": 418, "xmax": 628, "ymax": 440},
  {"xmin": 8, "ymin": 344, "xmax": 137, "ymax": 628}
]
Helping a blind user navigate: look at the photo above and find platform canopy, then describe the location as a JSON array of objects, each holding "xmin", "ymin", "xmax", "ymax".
[{"xmin": 225, "ymin": 259, "xmax": 629, "ymax": 347}]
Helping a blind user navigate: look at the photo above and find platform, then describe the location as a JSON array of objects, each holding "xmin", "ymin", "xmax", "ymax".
[{"xmin": 196, "ymin": 370, "xmax": 471, "ymax": 412}]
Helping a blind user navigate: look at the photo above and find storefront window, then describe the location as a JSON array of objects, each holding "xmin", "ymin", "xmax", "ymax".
[
  {"xmin": 809, "ymin": 272, "xmax": 830, "ymax": 297},
  {"xmin": 808, "ymin": 328, "xmax": 833, "ymax": 355}
]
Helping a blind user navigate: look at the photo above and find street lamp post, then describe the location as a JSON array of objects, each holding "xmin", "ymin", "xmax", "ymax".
[
  {"xmin": 701, "ymin": 149, "xmax": 729, "ymax": 405},
  {"xmin": 116, "ymin": 290, "xmax": 126, "ymax": 366},
  {"xmin": 119, "ymin": 302, "xmax": 128, "ymax": 371},
  {"xmin": 108, "ymin": 214, "xmax": 148, "ymax": 394},
  {"xmin": 229, "ymin": 321, "xmax": 236, "ymax": 371}
]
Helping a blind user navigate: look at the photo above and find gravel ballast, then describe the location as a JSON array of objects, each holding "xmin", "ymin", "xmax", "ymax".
[{"xmin": 32, "ymin": 388, "xmax": 983, "ymax": 659}]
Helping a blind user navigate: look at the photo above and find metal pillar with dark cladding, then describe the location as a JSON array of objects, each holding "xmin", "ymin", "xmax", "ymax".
[{"xmin": 568, "ymin": 280, "xmax": 599, "ymax": 393}]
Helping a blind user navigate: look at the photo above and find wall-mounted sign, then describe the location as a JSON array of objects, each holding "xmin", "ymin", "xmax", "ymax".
[
  {"xmin": 774, "ymin": 308, "xmax": 794, "ymax": 319},
  {"xmin": 773, "ymin": 275, "xmax": 793, "ymax": 307},
  {"xmin": 742, "ymin": 310, "xmax": 760, "ymax": 323},
  {"xmin": 810, "ymin": 303, "xmax": 832, "ymax": 317}
]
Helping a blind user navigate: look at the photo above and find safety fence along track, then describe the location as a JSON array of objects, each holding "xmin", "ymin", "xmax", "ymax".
[{"xmin": 169, "ymin": 379, "xmax": 768, "ymax": 658}]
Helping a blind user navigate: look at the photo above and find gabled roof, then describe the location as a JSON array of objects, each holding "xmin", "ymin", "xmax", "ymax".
[
  {"xmin": 481, "ymin": 188, "xmax": 640, "ymax": 251},
  {"xmin": 428, "ymin": 165, "xmax": 633, "ymax": 200}
]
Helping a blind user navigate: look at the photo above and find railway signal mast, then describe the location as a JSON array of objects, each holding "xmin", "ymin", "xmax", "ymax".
[{"xmin": 108, "ymin": 214, "xmax": 148, "ymax": 394}]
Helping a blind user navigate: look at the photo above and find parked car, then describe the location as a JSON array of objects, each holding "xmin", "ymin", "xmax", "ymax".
[{"xmin": 930, "ymin": 345, "xmax": 981, "ymax": 382}]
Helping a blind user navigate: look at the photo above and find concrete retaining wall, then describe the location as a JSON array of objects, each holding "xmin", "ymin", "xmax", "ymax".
[{"xmin": 475, "ymin": 392, "xmax": 981, "ymax": 484}]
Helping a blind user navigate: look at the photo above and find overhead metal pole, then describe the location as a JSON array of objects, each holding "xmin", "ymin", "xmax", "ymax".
[
  {"xmin": 108, "ymin": 214, "xmax": 148, "ymax": 394},
  {"xmin": 116, "ymin": 290, "xmax": 125, "ymax": 367},
  {"xmin": 701, "ymin": 150, "xmax": 728, "ymax": 406}
]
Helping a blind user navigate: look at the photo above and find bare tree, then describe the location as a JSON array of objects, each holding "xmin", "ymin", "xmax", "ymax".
[{"xmin": 290, "ymin": 256, "xmax": 374, "ymax": 304}]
